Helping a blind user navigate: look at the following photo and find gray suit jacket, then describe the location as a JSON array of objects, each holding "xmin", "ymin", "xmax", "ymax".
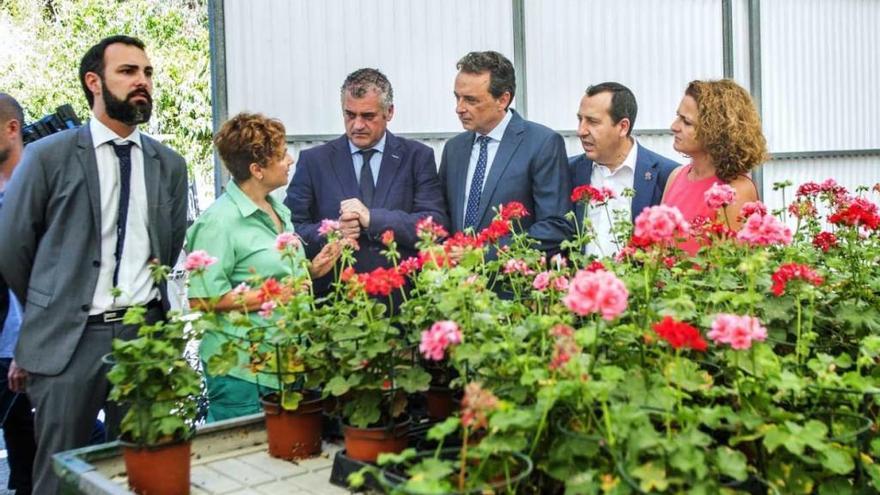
[
  {"xmin": 439, "ymin": 110, "xmax": 574, "ymax": 251},
  {"xmin": 0, "ymin": 124, "xmax": 187, "ymax": 375}
]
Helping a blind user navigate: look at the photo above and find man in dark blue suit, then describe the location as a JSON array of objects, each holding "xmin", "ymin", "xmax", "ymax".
[
  {"xmin": 284, "ymin": 68, "xmax": 448, "ymax": 293},
  {"xmin": 569, "ymin": 82, "xmax": 678, "ymax": 256},
  {"xmin": 439, "ymin": 51, "xmax": 572, "ymax": 252}
]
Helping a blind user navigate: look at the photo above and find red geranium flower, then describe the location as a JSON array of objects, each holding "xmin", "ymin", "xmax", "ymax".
[
  {"xmin": 828, "ymin": 198, "xmax": 880, "ymax": 230},
  {"xmin": 257, "ymin": 278, "xmax": 283, "ymax": 303},
  {"xmin": 498, "ymin": 201, "xmax": 529, "ymax": 221},
  {"xmin": 651, "ymin": 316, "xmax": 707, "ymax": 351},
  {"xmin": 812, "ymin": 231, "xmax": 838, "ymax": 252},
  {"xmin": 571, "ymin": 184, "xmax": 614, "ymax": 204},
  {"xmin": 358, "ymin": 267, "xmax": 405, "ymax": 297},
  {"xmin": 771, "ymin": 263, "xmax": 823, "ymax": 297},
  {"xmin": 476, "ymin": 219, "xmax": 511, "ymax": 245}
]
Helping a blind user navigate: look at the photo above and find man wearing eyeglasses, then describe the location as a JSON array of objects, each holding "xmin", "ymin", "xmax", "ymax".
[{"xmin": 285, "ymin": 68, "xmax": 448, "ymax": 295}]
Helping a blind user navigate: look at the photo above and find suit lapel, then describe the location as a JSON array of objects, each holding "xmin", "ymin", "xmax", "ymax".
[
  {"xmin": 478, "ymin": 112, "xmax": 524, "ymax": 226},
  {"xmin": 141, "ymin": 136, "xmax": 161, "ymax": 256},
  {"xmin": 329, "ymin": 136, "xmax": 359, "ymax": 199},
  {"xmin": 631, "ymin": 144, "xmax": 658, "ymax": 221},
  {"xmin": 450, "ymin": 132, "xmax": 474, "ymax": 231},
  {"xmin": 75, "ymin": 126, "xmax": 102, "ymax": 245},
  {"xmin": 373, "ymin": 132, "xmax": 402, "ymax": 207}
]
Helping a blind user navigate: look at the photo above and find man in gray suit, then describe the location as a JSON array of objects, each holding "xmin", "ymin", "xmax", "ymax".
[
  {"xmin": 0, "ymin": 35, "xmax": 187, "ymax": 494},
  {"xmin": 439, "ymin": 51, "xmax": 573, "ymax": 251}
]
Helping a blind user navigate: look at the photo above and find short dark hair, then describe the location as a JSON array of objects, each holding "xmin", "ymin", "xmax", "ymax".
[
  {"xmin": 457, "ymin": 51, "xmax": 516, "ymax": 107},
  {"xmin": 585, "ymin": 82, "xmax": 638, "ymax": 136},
  {"xmin": 0, "ymin": 93, "xmax": 25, "ymax": 136},
  {"xmin": 214, "ymin": 112, "xmax": 287, "ymax": 183},
  {"xmin": 340, "ymin": 68, "xmax": 394, "ymax": 111},
  {"xmin": 79, "ymin": 35, "xmax": 147, "ymax": 108}
]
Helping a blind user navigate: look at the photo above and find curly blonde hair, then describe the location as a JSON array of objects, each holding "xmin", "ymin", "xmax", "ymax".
[
  {"xmin": 214, "ymin": 112, "xmax": 287, "ymax": 183},
  {"xmin": 686, "ymin": 80, "xmax": 768, "ymax": 182}
]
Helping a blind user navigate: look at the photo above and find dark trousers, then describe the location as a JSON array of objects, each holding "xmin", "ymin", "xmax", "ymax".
[
  {"xmin": 27, "ymin": 306, "xmax": 162, "ymax": 495},
  {"xmin": 0, "ymin": 357, "xmax": 35, "ymax": 495}
]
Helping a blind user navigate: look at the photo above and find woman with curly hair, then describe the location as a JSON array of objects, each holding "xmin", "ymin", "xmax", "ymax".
[
  {"xmin": 186, "ymin": 112, "xmax": 342, "ymax": 420},
  {"xmin": 662, "ymin": 79, "xmax": 768, "ymax": 243}
]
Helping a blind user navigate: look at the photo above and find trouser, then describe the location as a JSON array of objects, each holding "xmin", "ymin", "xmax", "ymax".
[
  {"xmin": 0, "ymin": 357, "xmax": 36, "ymax": 495},
  {"xmin": 26, "ymin": 305, "xmax": 162, "ymax": 495}
]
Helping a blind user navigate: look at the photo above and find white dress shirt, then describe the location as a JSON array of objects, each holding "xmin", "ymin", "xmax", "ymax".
[
  {"xmin": 585, "ymin": 139, "xmax": 639, "ymax": 257},
  {"xmin": 349, "ymin": 132, "xmax": 387, "ymax": 185},
  {"xmin": 89, "ymin": 118, "xmax": 157, "ymax": 313},
  {"xmin": 462, "ymin": 109, "xmax": 514, "ymax": 225}
]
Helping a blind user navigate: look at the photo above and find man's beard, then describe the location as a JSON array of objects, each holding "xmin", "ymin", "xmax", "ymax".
[{"xmin": 102, "ymin": 80, "xmax": 153, "ymax": 126}]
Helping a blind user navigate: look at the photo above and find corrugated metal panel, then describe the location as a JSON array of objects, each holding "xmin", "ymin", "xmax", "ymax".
[
  {"xmin": 523, "ymin": 0, "xmax": 724, "ymax": 132},
  {"xmin": 731, "ymin": 0, "xmax": 751, "ymax": 88},
  {"xmin": 224, "ymin": 0, "xmax": 514, "ymax": 136},
  {"xmin": 761, "ymin": 0, "xmax": 880, "ymax": 152},
  {"xmin": 760, "ymin": 157, "xmax": 880, "ymax": 218}
]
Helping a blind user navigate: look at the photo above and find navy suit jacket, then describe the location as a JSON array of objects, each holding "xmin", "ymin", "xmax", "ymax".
[
  {"xmin": 439, "ymin": 110, "xmax": 573, "ymax": 250},
  {"xmin": 284, "ymin": 131, "xmax": 448, "ymax": 292},
  {"xmin": 568, "ymin": 143, "xmax": 678, "ymax": 223}
]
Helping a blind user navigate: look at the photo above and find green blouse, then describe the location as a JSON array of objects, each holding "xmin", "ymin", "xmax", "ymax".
[{"xmin": 186, "ymin": 181, "xmax": 306, "ymax": 386}]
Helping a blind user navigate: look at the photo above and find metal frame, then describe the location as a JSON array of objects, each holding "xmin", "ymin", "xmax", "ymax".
[
  {"xmin": 208, "ymin": 0, "xmax": 229, "ymax": 197},
  {"xmin": 209, "ymin": 0, "xmax": 880, "ymax": 192}
]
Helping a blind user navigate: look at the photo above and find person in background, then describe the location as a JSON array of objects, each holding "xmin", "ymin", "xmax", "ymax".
[
  {"xmin": 569, "ymin": 82, "xmax": 678, "ymax": 257},
  {"xmin": 0, "ymin": 92, "xmax": 35, "ymax": 495},
  {"xmin": 439, "ymin": 50, "xmax": 572, "ymax": 252},
  {"xmin": 187, "ymin": 112, "xmax": 342, "ymax": 421},
  {"xmin": 662, "ymin": 79, "xmax": 767, "ymax": 252},
  {"xmin": 284, "ymin": 68, "xmax": 448, "ymax": 296},
  {"xmin": 0, "ymin": 35, "xmax": 188, "ymax": 494}
]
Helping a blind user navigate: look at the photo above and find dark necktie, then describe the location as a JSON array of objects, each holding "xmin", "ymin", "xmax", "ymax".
[
  {"xmin": 111, "ymin": 142, "xmax": 134, "ymax": 287},
  {"xmin": 463, "ymin": 135, "xmax": 491, "ymax": 230},
  {"xmin": 358, "ymin": 149, "xmax": 377, "ymax": 207}
]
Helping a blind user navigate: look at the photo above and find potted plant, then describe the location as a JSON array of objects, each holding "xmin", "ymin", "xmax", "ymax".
[{"xmin": 107, "ymin": 296, "xmax": 201, "ymax": 495}]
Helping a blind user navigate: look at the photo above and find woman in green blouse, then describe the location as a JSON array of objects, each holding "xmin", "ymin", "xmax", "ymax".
[{"xmin": 186, "ymin": 113, "xmax": 340, "ymax": 421}]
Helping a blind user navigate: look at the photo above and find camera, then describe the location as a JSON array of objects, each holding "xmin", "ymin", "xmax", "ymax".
[{"xmin": 22, "ymin": 104, "xmax": 82, "ymax": 145}]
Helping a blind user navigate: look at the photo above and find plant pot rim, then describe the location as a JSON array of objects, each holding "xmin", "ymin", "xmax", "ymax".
[
  {"xmin": 119, "ymin": 434, "xmax": 192, "ymax": 451},
  {"xmin": 343, "ymin": 415, "xmax": 412, "ymax": 432}
]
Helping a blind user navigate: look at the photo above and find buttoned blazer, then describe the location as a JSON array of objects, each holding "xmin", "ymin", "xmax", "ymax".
[
  {"xmin": 284, "ymin": 131, "xmax": 448, "ymax": 291},
  {"xmin": 0, "ymin": 124, "xmax": 188, "ymax": 375},
  {"xmin": 438, "ymin": 110, "xmax": 574, "ymax": 251}
]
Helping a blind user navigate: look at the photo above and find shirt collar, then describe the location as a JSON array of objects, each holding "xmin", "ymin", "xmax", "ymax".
[
  {"xmin": 348, "ymin": 132, "xmax": 387, "ymax": 155},
  {"xmin": 224, "ymin": 179, "xmax": 290, "ymax": 222},
  {"xmin": 89, "ymin": 117, "xmax": 142, "ymax": 149},
  {"xmin": 593, "ymin": 138, "xmax": 639, "ymax": 175},
  {"xmin": 477, "ymin": 109, "xmax": 513, "ymax": 143}
]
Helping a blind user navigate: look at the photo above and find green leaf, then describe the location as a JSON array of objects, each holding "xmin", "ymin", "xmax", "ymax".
[
  {"xmin": 715, "ymin": 447, "xmax": 748, "ymax": 481},
  {"xmin": 326, "ymin": 375, "xmax": 350, "ymax": 396},
  {"xmin": 426, "ymin": 417, "xmax": 459, "ymax": 442},
  {"xmin": 281, "ymin": 390, "xmax": 302, "ymax": 411},
  {"xmin": 397, "ymin": 367, "xmax": 431, "ymax": 393},
  {"xmin": 631, "ymin": 461, "xmax": 669, "ymax": 492},
  {"xmin": 820, "ymin": 445, "xmax": 855, "ymax": 475}
]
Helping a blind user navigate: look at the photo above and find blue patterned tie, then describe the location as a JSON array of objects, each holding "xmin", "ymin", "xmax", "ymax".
[
  {"xmin": 463, "ymin": 135, "xmax": 491, "ymax": 230},
  {"xmin": 111, "ymin": 142, "xmax": 134, "ymax": 287}
]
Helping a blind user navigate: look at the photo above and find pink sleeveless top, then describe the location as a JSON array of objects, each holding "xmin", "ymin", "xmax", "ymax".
[
  {"xmin": 661, "ymin": 163, "xmax": 722, "ymax": 255},
  {"xmin": 662, "ymin": 164, "xmax": 722, "ymax": 223}
]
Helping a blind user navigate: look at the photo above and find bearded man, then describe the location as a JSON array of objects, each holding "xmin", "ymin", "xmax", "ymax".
[{"xmin": 0, "ymin": 35, "xmax": 187, "ymax": 494}]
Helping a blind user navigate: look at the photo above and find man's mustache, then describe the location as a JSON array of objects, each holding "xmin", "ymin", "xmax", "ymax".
[{"xmin": 127, "ymin": 90, "xmax": 152, "ymax": 103}]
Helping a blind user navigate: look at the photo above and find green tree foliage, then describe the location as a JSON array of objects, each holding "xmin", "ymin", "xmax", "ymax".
[{"xmin": 0, "ymin": 0, "xmax": 212, "ymax": 179}]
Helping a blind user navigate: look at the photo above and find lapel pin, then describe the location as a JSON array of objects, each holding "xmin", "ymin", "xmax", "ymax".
[
  {"xmin": 391, "ymin": 154, "xmax": 400, "ymax": 160},
  {"xmin": 644, "ymin": 171, "xmax": 653, "ymax": 181}
]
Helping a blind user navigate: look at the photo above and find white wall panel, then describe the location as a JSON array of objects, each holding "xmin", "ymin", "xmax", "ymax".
[
  {"xmin": 523, "ymin": 0, "xmax": 725, "ymax": 132},
  {"xmin": 224, "ymin": 0, "xmax": 514, "ymax": 136},
  {"xmin": 761, "ymin": 0, "xmax": 880, "ymax": 152}
]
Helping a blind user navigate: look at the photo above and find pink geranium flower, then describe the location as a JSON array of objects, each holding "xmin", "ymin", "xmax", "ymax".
[
  {"xmin": 737, "ymin": 212, "xmax": 793, "ymax": 246},
  {"xmin": 704, "ymin": 183, "xmax": 736, "ymax": 209},
  {"xmin": 419, "ymin": 320, "xmax": 463, "ymax": 361},
  {"xmin": 707, "ymin": 314, "xmax": 767, "ymax": 350},
  {"xmin": 318, "ymin": 219, "xmax": 340, "ymax": 237},
  {"xmin": 563, "ymin": 269, "xmax": 629, "ymax": 320},
  {"xmin": 739, "ymin": 201, "xmax": 768, "ymax": 219},
  {"xmin": 532, "ymin": 271, "xmax": 551, "ymax": 291},
  {"xmin": 258, "ymin": 300, "xmax": 277, "ymax": 318},
  {"xmin": 275, "ymin": 232, "xmax": 302, "ymax": 253},
  {"xmin": 551, "ymin": 276, "xmax": 569, "ymax": 292},
  {"xmin": 633, "ymin": 205, "xmax": 690, "ymax": 246},
  {"xmin": 184, "ymin": 250, "xmax": 218, "ymax": 272}
]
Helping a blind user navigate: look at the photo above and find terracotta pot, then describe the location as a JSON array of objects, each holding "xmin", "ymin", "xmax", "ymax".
[
  {"xmin": 261, "ymin": 393, "xmax": 324, "ymax": 460},
  {"xmin": 122, "ymin": 439, "xmax": 191, "ymax": 495},
  {"xmin": 343, "ymin": 418, "xmax": 410, "ymax": 463},
  {"xmin": 425, "ymin": 387, "xmax": 457, "ymax": 420}
]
